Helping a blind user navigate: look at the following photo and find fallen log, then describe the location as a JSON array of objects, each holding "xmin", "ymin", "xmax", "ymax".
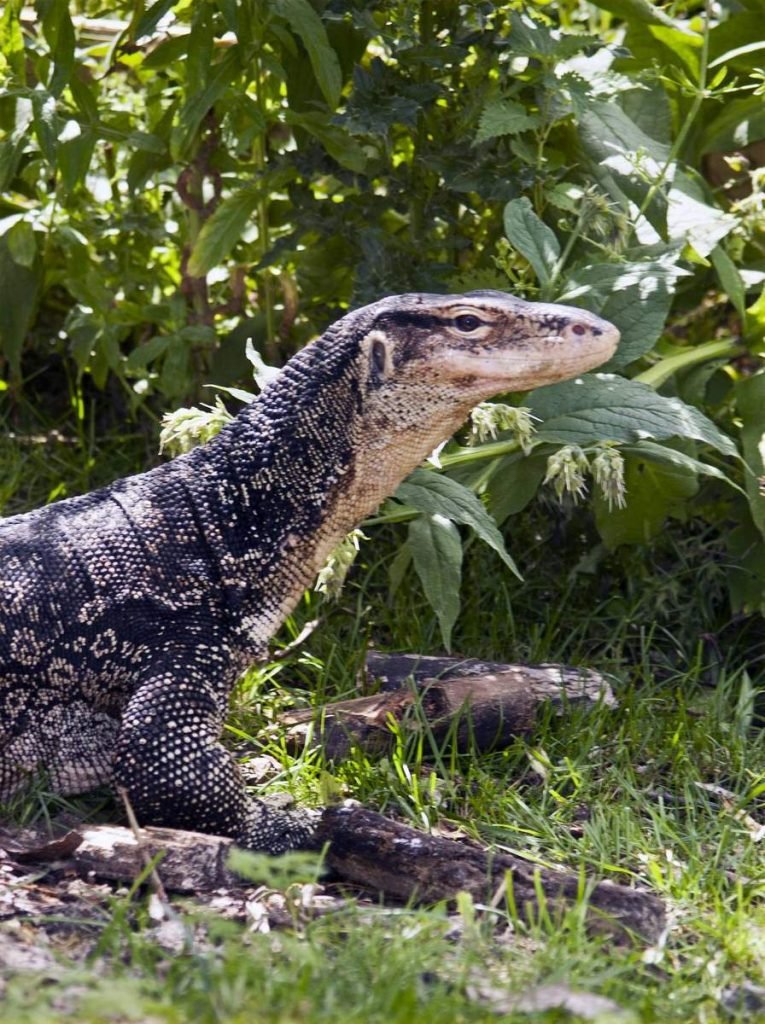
[
  {"xmin": 282, "ymin": 657, "xmax": 615, "ymax": 760},
  {"xmin": 315, "ymin": 805, "xmax": 664, "ymax": 944},
  {"xmin": 3, "ymin": 807, "xmax": 663, "ymax": 944}
]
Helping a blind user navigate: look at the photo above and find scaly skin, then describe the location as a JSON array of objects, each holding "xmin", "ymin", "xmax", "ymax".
[{"xmin": 0, "ymin": 291, "xmax": 619, "ymax": 852}]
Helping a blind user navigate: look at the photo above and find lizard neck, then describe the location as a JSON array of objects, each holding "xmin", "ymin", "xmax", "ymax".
[{"xmin": 176, "ymin": 347, "xmax": 469, "ymax": 652}]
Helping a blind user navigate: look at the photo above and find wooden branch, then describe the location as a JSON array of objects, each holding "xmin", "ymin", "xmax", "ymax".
[
  {"xmin": 282, "ymin": 657, "xmax": 615, "ymax": 760},
  {"xmin": 315, "ymin": 806, "xmax": 664, "ymax": 944},
  {"xmin": 4, "ymin": 807, "xmax": 663, "ymax": 944}
]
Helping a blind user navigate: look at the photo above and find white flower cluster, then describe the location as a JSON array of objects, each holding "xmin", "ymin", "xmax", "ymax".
[
  {"xmin": 158, "ymin": 397, "xmax": 233, "ymax": 456},
  {"xmin": 469, "ymin": 403, "xmax": 537, "ymax": 454},
  {"xmin": 315, "ymin": 529, "xmax": 366, "ymax": 599},
  {"xmin": 544, "ymin": 444, "xmax": 627, "ymax": 510}
]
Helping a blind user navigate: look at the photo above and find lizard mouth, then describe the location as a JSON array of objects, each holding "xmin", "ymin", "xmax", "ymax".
[{"xmin": 446, "ymin": 323, "xmax": 620, "ymax": 393}]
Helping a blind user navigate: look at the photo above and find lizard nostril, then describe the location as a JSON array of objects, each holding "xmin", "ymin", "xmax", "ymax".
[{"xmin": 571, "ymin": 324, "xmax": 587, "ymax": 336}]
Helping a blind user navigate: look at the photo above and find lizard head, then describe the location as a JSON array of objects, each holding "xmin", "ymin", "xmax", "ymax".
[
  {"xmin": 285, "ymin": 289, "xmax": 620, "ymax": 523},
  {"xmin": 356, "ymin": 289, "xmax": 619, "ymax": 403}
]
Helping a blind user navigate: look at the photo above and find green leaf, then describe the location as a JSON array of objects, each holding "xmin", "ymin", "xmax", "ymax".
[
  {"xmin": 408, "ymin": 514, "xmax": 463, "ymax": 650},
  {"xmin": 727, "ymin": 518, "xmax": 765, "ymax": 616},
  {"xmin": 134, "ymin": 0, "xmax": 177, "ymax": 42},
  {"xmin": 586, "ymin": 0, "xmax": 683, "ymax": 29},
  {"xmin": 593, "ymin": 451, "xmax": 699, "ymax": 547},
  {"xmin": 507, "ymin": 10, "xmax": 600, "ymax": 60},
  {"xmin": 474, "ymin": 99, "xmax": 541, "ymax": 144},
  {"xmin": 485, "ymin": 454, "xmax": 547, "ymax": 526},
  {"xmin": 6, "ymin": 221, "xmax": 36, "ymax": 268},
  {"xmin": 503, "ymin": 197, "xmax": 560, "ymax": 289},
  {"xmin": 622, "ymin": 440, "xmax": 744, "ymax": 494},
  {"xmin": 187, "ymin": 185, "xmax": 261, "ymax": 276},
  {"xmin": 530, "ymin": 374, "xmax": 738, "ymax": 458},
  {"xmin": 0, "ymin": 239, "xmax": 40, "ymax": 376},
  {"xmin": 32, "ymin": 91, "xmax": 59, "ymax": 164},
  {"xmin": 274, "ymin": 0, "xmax": 342, "ymax": 109},
  {"xmin": 59, "ymin": 131, "xmax": 96, "ymax": 194},
  {"xmin": 42, "ymin": 0, "xmax": 76, "ymax": 97},
  {"xmin": 711, "ymin": 245, "xmax": 747, "ymax": 319},
  {"xmin": 578, "ymin": 102, "xmax": 671, "ymax": 236},
  {"xmin": 395, "ymin": 469, "xmax": 521, "ymax": 579},
  {"xmin": 597, "ymin": 267, "xmax": 674, "ymax": 370},
  {"xmin": 125, "ymin": 334, "xmax": 170, "ymax": 371},
  {"xmin": 736, "ymin": 373, "xmax": 765, "ymax": 541},
  {"xmin": 160, "ymin": 336, "xmax": 193, "ymax": 397},
  {"xmin": 699, "ymin": 96, "xmax": 765, "ymax": 154},
  {"xmin": 667, "ymin": 172, "xmax": 735, "ymax": 258}
]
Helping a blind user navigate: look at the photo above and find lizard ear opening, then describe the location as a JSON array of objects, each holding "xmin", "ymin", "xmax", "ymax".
[{"xmin": 370, "ymin": 338, "xmax": 388, "ymax": 378}]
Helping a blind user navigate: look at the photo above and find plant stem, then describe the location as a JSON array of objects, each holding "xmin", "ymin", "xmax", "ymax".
[{"xmin": 635, "ymin": 337, "xmax": 741, "ymax": 388}]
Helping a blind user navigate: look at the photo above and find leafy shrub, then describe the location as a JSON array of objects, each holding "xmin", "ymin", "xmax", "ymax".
[{"xmin": 2, "ymin": 0, "xmax": 765, "ymax": 641}]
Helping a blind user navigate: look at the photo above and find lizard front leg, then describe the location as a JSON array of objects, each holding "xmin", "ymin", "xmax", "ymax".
[{"xmin": 112, "ymin": 668, "xmax": 317, "ymax": 853}]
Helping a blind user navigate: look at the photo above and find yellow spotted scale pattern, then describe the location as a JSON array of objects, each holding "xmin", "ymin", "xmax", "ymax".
[{"xmin": 0, "ymin": 292, "xmax": 618, "ymax": 852}]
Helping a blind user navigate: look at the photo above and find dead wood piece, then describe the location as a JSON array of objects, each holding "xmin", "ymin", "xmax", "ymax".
[
  {"xmin": 2, "ymin": 811, "xmax": 663, "ymax": 944},
  {"xmin": 72, "ymin": 826, "xmax": 239, "ymax": 893},
  {"xmin": 315, "ymin": 806, "xmax": 664, "ymax": 945},
  {"xmin": 283, "ymin": 660, "xmax": 615, "ymax": 760}
]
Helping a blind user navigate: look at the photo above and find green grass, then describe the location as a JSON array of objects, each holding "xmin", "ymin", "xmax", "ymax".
[{"xmin": 3, "ymin": 419, "xmax": 765, "ymax": 1024}]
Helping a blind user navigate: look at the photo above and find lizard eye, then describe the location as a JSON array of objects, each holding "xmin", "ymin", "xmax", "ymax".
[
  {"xmin": 454, "ymin": 314, "xmax": 483, "ymax": 332},
  {"xmin": 370, "ymin": 339, "xmax": 387, "ymax": 376}
]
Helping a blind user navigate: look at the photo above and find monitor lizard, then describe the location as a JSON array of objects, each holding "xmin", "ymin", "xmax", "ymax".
[{"xmin": 0, "ymin": 291, "xmax": 619, "ymax": 852}]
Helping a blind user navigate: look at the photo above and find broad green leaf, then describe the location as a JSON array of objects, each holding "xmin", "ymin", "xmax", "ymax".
[
  {"xmin": 593, "ymin": 452, "xmax": 699, "ymax": 547},
  {"xmin": 408, "ymin": 513, "xmax": 463, "ymax": 650},
  {"xmin": 587, "ymin": 0, "xmax": 682, "ymax": 29},
  {"xmin": 667, "ymin": 172, "xmax": 736, "ymax": 258},
  {"xmin": 160, "ymin": 336, "xmax": 193, "ymax": 397},
  {"xmin": 42, "ymin": 0, "xmax": 76, "ymax": 97},
  {"xmin": 125, "ymin": 131, "xmax": 167, "ymax": 154},
  {"xmin": 503, "ymin": 197, "xmax": 560, "ymax": 289},
  {"xmin": 396, "ymin": 469, "xmax": 521, "ymax": 579},
  {"xmin": 727, "ymin": 519, "xmax": 765, "ymax": 616},
  {"xmin": 507, "ymin": 10, "xmax": 599, "ymax": 60},
  {"xmin": 561, "ymin": 256, "xmax": 687, "ymax": 369},
  {"xmin": 32, "ymin": 91, "xmax": 58, "ymax": 164},
  {"xmin": 134, "ymin": 0, "xmax": 177, "ymax": 42},
  {"xmin": 621, "ymin": 85, "xmax": 672, "ymax": 147},
  {"xmin": 6, "ymin": 220, "xmax": 36, "ymax": 267},
  {"xmin": 485, "ymin": 454, "xmax": 547, "ymax": 526},
  {"xmin": 0, "ymin": 240, "xmax": 40, "ymax": 376},
  {"xmin": 736, "ymin": 374, "xmax": 765, "ymax": 541},
  {"xmin": 561, "ymin": 254, "xmax": 688, "ymax": 309},
  {"xmin": 474, "ymin": 99, "xmax": 541, "ymax": 144},
  {"xmin": 597, "ymin": 269, "xmax": 673, "ymax": 370},
  {"xmin": 125, "ymin": 334, "xmax": 170, "ymax": 371},
  {"xmin": 648, "ymin": 25, "xmax": 702, "ymax": 77},
  {"xmin": 530, "ymin": 375, "xmax": 738, "ymax": 458},
  {"xmin": 188, "ymin": 185, "xmax": 261, "ymax": 276},
  {"xmin": 699, "ymin": 96, "xmax": 765, "ymax": 154},
  {"xmin": 59, "ymin": 131, "xmax": 96, "ymax": 194},
  {"xmin": 712, "ymin": 245, "xmax": 747, "ymax": 319},
  {"xmin": 622, "ymin": 440, "xmax": 744, "ymax": 494},
  {"xmin": 274, "ymin": 0, "xmax": 342, "ymax": 109},
  {"xmin": 578, "ymin": 102, "xmax": 670, "ymax": 236}
]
